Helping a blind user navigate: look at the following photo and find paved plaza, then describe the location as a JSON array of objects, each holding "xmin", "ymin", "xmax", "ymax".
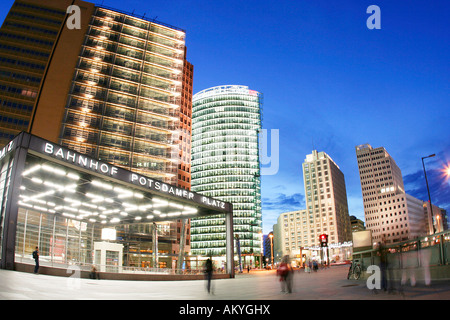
[{"xmin": 1, "ymin": 265, "xmax": 450, "ymax": 301}]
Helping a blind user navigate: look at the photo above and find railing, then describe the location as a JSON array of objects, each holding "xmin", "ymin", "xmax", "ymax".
[{"xmin": 352, "ymin": 230, "xmax": 450, "ymax": 273}]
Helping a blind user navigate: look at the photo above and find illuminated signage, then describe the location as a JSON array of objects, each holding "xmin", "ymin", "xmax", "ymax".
[
  {"xmin": 32, "ymin": 139, "xmax": 231, "ymax": 212},
  {"xmin": 0, "ymin": 140, "xmax": 14, "ymax": 161},
  {"xmin": 43, "ymin": 142, "xmax": 118, "ymax": 176},
  {"xmin": 130, "ymin": 173, "xmax": 195, "ymax": 201}
]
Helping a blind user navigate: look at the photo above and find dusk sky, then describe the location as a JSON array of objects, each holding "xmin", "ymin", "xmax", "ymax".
[{"xmin": 1, "ymin": 0, "xmax": 448, "ymax": 234}]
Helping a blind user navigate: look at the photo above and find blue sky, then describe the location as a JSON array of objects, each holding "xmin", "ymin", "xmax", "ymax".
[{"xmin": 1, "ymin": 0, "xmax": 448, "ymax": 234}]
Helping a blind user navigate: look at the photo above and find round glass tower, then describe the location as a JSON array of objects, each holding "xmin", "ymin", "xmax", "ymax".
[{"xmin": 191, "ymin": 85, "xmax": 263, "ymax": 267}]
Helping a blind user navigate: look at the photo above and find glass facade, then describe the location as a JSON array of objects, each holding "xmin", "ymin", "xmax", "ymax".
[
  {"xmin": 60, "ymin": 7, "xmax": 186, "ymax": 184},
  {"xmin": 0, "ymin": 1, "xmax": 66, "ymax": 147},
  {"xmin": 191, "ymin": 85, "xmax": 262, "ymax": 264},
  {"xmin": 0, "ymin": 133, "xmax": 234, "ymax": 276},
  {"xmin": 14, "ymin": 152, "xmax": 193, "ymax": 269}
]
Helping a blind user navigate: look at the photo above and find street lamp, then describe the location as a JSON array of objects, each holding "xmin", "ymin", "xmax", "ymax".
[
  {"xmin": 269, "ymin": 233, "xmax": 274, "ymax": 266},
  {"xmin": 259, "ymin": 232, "xmax": 263, "ymax": 269},
  {"xmin": 422, "ymin": 154, "xmax": 436, "ymax": 233},
  {"xmin": 444, "ymin": 164, "xmax": 450, "ymax": 179}
]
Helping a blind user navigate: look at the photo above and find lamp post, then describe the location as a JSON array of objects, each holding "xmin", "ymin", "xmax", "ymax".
[
  {"xmin": 422, "ymin": 154, "xmax": 436, "ymax": 233},
  {"xmin": 259, "ymin": 232, "xmax": 263, "ymax": 269},
  {"xmin": 436, "ymin": 214, "xmax": 441, "ymax": 233},
  {"xmin": 269, "ymin": 233, "xmax": 274, "ymax": 266}
]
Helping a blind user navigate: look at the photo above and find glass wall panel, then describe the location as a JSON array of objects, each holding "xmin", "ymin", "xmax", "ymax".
[
  {"xmin": 134, "ymin": 125, "xmax": 171, "ymax": 143},
  {"xmin": 109, "ymin": 79, "xmax": 138, "ymax": 95},
  {"xmin": 98, "ymin": 148, "xmax": 130, "ymax": 167},
  {"xmin": 116, "ymin": 45, "xmax": 144, "ymax": 60},
  {"xmin": 112, "ymin": 66, "xmax": 140, "ymax": 82}
]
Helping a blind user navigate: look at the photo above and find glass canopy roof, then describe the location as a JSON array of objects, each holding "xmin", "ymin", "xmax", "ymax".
[{"xmin": 18, "ymin": 151, "xmax": 224, "ymax": 226}]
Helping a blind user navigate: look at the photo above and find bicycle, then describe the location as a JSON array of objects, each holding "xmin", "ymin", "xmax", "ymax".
[{"xmin": 347, "ymin": 259, "xmax": 362, "ymax": 280}]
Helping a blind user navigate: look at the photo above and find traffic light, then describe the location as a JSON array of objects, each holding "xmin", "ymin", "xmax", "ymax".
[{"xmin": 319, "ymin": 234, "xmax": 328, "ymax": 247}]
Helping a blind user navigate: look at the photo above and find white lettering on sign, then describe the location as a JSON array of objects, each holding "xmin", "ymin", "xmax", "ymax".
[
  {"xmin": 43, "ymin": 142, "xmax": 118, "ymax": 176},
  {"xmin": 41, "ymin": 141, "xmax": 227, "ymax": 209},
  {"xmin": 0, "ymin": 140, "xmax": 14, "ymax": 161},
  {"xmin": 201, "ymin": 196, "xmax": 226, "ymax": 209},
  {"xmin": 131, "ymin": 173, "xmax": 195, "ymax": 201}
]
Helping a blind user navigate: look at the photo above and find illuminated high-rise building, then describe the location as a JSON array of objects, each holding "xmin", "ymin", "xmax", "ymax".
[
  {"xmin": 301, "ymin": 150, "xmax": 352, "ymax": 246},
  {"xmin": 191, "ymin": 85, "xmax": 262, "ymax": 267},
  {"xmin": 355, "ymin": 144, "xmax": 426, "ymax": 244},
  {"xmin": 0, "ymin": 0, "xmax": 194, "ymax": 268}
]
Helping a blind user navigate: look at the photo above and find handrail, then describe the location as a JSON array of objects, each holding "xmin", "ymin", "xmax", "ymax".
[{"xmin": 352, "ymin": 230, "xmax": 450, "ymax": 272}]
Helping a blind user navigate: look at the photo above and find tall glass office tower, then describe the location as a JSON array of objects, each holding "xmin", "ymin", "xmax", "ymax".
[
  {"xmin": 60, "ymin": 6, "xmax": 187, "ymax": 185},
  {"xmin": 0, "ymin": 0, "xmax": 194, "ymax": 269},
  {"xmin": 191, "ymin": 85, "xmax": 263, "ymax": 267}
]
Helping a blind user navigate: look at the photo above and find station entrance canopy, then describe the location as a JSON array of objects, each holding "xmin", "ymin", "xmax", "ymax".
[{"xmin": 0, "ymin": 132, "xmax": 234, "ymax": 276}]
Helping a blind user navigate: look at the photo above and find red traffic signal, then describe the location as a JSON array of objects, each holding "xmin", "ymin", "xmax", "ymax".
[{"xmin": 319, "ymin": 234, "xmax": 328, "ymax": 247}]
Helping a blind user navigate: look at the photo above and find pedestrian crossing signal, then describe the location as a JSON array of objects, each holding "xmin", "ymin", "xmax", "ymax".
[{"xmin": 319, "ymin": 234, "xmax": 328, "ymax": 247}]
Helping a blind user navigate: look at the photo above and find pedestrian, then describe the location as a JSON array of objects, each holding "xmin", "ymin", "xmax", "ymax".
[
  {"xmin": 305, "ymin": 259, "xmax": 311, "ymax": 273},
  {"xmin": 377, "ymin": 239, "xmax": 392, "ymax": 292},
  {"xmin": 277, "ymin": 255, "xmax": 292, "ymax": 293},
  {"xmin": 204, "ymin": 258, "xmax": 213, "ymax": 294},
  {"xmin": 90, "ymin": 265, "xmax": 99, "ymax": 279},
  {"xmin": 313, "ymin": 260, "xmax": 318, "ymax": 272},
  {"xmin": 32, "ymin": 246, "xmax": 39, "ymax": 274}
]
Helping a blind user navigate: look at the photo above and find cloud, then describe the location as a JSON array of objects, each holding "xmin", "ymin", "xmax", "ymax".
[
  {"xmin": 404, "ymin": 167, "xmax": 450, "ymax": 212},
  {"xmin": 261, "ymin": 193, "xmax": 305, "ymax": 234},
  {"xmin": 262, "ymin": 193, "xmax": 305, "ymax": 212}
]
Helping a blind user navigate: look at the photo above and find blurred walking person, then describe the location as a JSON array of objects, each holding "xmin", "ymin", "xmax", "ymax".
[
  {"xmin": 277, "ymin": 255, "xmax": 293, "ymax": 293},
  {"xmin": 313, "ymin": 260, "xmax": 318, "ymax": 272},
  {"xmin": 204, "ymin": 258, "xmax": 214, "ymax": 294},
  {"xmin": 32, "ymin": 246, "xmax": 39, "ymax": 274},
  {"xmin": 377, "ymin": 239, "xmax": 394, "ymax": 292}
]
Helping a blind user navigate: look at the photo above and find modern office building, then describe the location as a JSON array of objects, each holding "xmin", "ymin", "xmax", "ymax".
[
  {"xmin": 423, "ymin": 202, "xmax": 448, "ymax": 234},
  {"xmin": 263, "ymin": 232, "xmax": 273, "ymax": 266},
  {"xmin": 302, "ymin": 150, "xmax": 352, "ymax": 246},
  {"xmin": 355, "ymin": 144, "xmax": 426, "ymax": 244},
  {"xmin": 350, "ymin": 215, "xmax": 365, "ymax": 233},
  {"xmin": 0, "ymin": 132, "xmax": 234, "ymax": 277},
  {"xmin": 191, "ymin": 85, "xmax": 263, "ymax": 267},
  {"xmin": 274, "ymin": 150, "xmax": 352, "ymax": 264},
  {"xmin": 273, "ymin": 210, "xmax": 306, "ymax": 265},
  {"xmin": 0, "ymin": 0, "xmax": 86, "ymax": 147},
  {"xmin": 0, "ymin": 0, "xmax": 195, "ymax": 267},
  {"xmin": 1, "ymin": 0, "xmax": 191, "ymax": 184}
]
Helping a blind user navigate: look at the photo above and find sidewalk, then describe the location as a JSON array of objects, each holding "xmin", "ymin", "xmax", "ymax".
[{"xmin": 1, "ymin": 265, "xmax": 450, "ymax": 300}]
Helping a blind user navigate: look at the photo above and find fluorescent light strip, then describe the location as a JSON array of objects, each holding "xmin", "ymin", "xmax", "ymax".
[
  {"xmin": 18, "ymin": 201, "xmax": 33, "ymax": 208},
  {"xmin": 42, "ymin": 164, "xmax": 66, "ymax": 176},
  {"xmin": 22, "ymin": 165, "xmax": 42, "ymax": 176},
  {"xmin": 81, "ymin": 203, "xmax": 97, "ymax": 209},
  {"xmin": 92, "ymin": 180, "xmax": 113, "ymax": 190},
  {"xmin": 169, "ymin": 203, "xmax": 183, "ymax": 209},
  {"xmin": 31, "ymin": 177, "xmax": 43, "ymax": 184},
  {"xmin": 67, "ymin": 173, "xmax": 80, "ymax": 180}
]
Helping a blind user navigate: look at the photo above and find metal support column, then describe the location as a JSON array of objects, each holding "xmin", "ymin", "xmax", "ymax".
[{"xmin": 225, "ymin": 211, "xmax": 234, "ymax": 278}]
